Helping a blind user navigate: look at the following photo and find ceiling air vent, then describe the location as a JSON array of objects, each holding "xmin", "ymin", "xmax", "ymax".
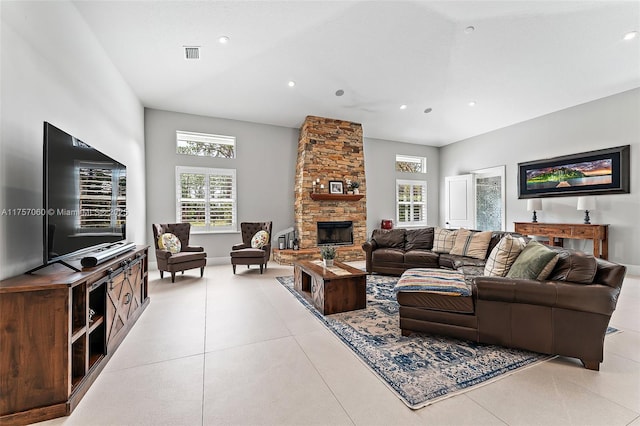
[{"xmin": 184, "ymin": 46, "xmax": 200, "ymax": 60}]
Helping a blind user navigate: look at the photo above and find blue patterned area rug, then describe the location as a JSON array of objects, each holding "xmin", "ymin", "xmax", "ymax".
[{"xmin": 276, "ymin": 274, "xmax": 609, "ymax": 409}]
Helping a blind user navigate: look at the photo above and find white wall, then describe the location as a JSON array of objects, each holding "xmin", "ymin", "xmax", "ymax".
[
  {"xmin": 144, "ymin": 109, "xmax": 298, "ymax": 263},
  {"xmin": 364, "ymin": 138, "xmax": 439, "ymax": 236},
  {"xmin": 439, "ymin": 88, "xmax": 640, "ymax": 274},
  {"xmin": 0, "ymin": 1, "xmax": 145, "ymax": 279}
]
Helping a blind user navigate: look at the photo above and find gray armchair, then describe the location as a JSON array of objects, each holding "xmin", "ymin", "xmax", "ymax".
[
  {"xmin": 152, "ymin": 223, "xmax": 206, "ymax": 283},
  {"xmin": 230, "ymin": 222, "xmax": 272, "ymax": 274}
]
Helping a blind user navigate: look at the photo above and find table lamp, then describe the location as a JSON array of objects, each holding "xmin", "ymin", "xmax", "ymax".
[
  {"xmin": 527, "ymin": 199, "xmax": 542, "ymax": 223},
  {"xmin": 577, "ymin": 196, "xmax": 596, "ymax": 224}
]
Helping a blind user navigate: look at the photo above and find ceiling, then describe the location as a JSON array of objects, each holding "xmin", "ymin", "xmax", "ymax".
[{"xmin": 72, "ymin": 1, "xmax": 640, "ymax": 147}]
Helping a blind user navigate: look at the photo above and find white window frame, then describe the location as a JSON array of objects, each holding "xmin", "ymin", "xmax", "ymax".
[
  {"xmin": 395, "ymin": 154, "xmax": 427, "ymax": 174},
  {"xmin": 176, "ymin": 130, "xmax": 236, "ymax": 158},
  {"xmin": 176, "ymin": 166, "xmax": 237, "ymax": 233},
  {"xmin": 396, "ymin": 179, "xmax": 427, "ymax": 227}
]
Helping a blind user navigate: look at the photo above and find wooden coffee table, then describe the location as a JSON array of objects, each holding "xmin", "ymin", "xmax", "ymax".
[{"xmin": 293, "ymin": 260, "xmax": 367, "ymax": 315}]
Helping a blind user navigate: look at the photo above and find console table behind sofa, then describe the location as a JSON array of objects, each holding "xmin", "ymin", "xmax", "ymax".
[{"xmin": 514, "ymin": 222, "xmax": 608, "ymax": 260}]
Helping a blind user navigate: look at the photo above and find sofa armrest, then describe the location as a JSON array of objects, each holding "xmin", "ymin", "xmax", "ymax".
[
  {"xmin": 362, "ymin": 240, "xmax": 377, "ymax": 274},
  {"xmin": 183, "ymin": 245, "xmax": 204, "ymax": 252},
  {"xmin": 232, "ymin": 243, "xmax": 249, "ymax": 251},
  {"xmin": 362, "ymin": 240, "xmax": 378, "ymax": 253},
  {"xmin": 474, "ymin": 276, "xmax": 620, "ymax": 316}
]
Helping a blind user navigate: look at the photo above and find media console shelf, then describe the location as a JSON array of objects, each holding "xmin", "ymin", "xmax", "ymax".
[{"xmin": 0, "ymin": 246, "xmax": 149, "ymax": 426}]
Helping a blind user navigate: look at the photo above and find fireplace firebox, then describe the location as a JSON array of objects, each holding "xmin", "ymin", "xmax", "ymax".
[{"xmin": 317, "ymin": 221, "xmax": 353, "ymax": 246}]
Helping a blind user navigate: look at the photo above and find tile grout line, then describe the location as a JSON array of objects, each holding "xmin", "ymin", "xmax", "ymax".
[{"xmin": 201, "ymin": 276, "xmax": 209, "ymax": 426}]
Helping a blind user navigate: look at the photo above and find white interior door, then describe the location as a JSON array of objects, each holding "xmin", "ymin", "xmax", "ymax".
[{"xmin": 444, "ymin": 174, "xmax": 474, "ymax": 229}]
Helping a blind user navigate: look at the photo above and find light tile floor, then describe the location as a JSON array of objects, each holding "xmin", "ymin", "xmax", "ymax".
[{"xmin": 36, "ymin": 262, "xmax": 640, "ymax": 426}]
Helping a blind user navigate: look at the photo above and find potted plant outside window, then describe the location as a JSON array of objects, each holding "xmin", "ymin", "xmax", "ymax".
[{"xmin": 320, "ymin": 245, "xmax": 336, "ymax": 267}]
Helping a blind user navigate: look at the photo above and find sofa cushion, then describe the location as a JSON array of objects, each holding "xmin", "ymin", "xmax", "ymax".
[
  {"xmin": 484, "ymin": 234, "xmax": 527, "ymax": 277},
  {"xmin": 372, "ymin": 248, "xmax": 405, "ymax": 263},
  {"xmin": 548, "ymin": 248, "xmax": 598, "ymax": 284},
  {"xmin": 372, "ymin": 229, "xmax": 405, "ymax": 249},
  {"xmin": 450, "ymin": 229, "xmax": 492, "ymax": 259},
  {"xmin": 506, "ymin": 240, "xmax": 560, "ymax": 280},
  {"xmin": 432, "ymin": 227, "xmax": 458, "ymax": 253},
  {"xmin": 405, "ymin": 228, "xmax": 434, "ymax": 251},
  {"xmin": 439, "ymin": 254, "xmax": 486, "ymax": 270},
  {"xmin": 404, "ymin": 250, "xmax": 440, "ymax": 268}
]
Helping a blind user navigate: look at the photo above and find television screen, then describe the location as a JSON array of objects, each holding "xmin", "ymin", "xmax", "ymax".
[{"xmin": 44, "ymin": 122, "xmax": 126, "ymax": 264}]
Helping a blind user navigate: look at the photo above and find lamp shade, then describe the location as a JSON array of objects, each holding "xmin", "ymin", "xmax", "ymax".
[
  {"xmin": 527, "ymin": 199, "xmax": 542, "ymax": 211},
  {"xmin": 577, "ymin": 196, "xmax": 596, "ymax": 211}
]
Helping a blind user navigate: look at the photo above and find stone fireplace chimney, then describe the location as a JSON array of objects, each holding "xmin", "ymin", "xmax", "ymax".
[{"xmin": 274, "ymin": 116, "xmax": 367, "ymax": 264}]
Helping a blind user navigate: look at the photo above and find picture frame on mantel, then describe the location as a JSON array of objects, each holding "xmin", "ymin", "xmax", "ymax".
[
  {"xmin": 518, "ymin": 145, "xmax": 630, "ymax": 199},
  {"xmin": 329, "ymin": 180, "xmax": 344, "ymax": 194}
]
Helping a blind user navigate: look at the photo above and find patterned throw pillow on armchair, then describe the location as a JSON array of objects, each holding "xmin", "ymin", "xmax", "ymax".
[{"xmin": 251, "ymin": 230, "xmax": 270, "ymax": 249}]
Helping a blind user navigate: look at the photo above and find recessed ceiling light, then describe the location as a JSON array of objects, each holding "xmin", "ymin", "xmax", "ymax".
[
  {"xmin": 400, "ymin": 104, "xmax": 408, "ymax": 110},
  {"xmin": 623, "ymin": 31, "xmax": 638, "ymax": 41},
  {"xmin": 288, "ymin": 81, "xmax": 296, "ymax": 87},
  {"xmin": 424, "ymin": 108, "xmax": 433, "ymax": 114},
  {"xmin": 335, "ymin": 89, "xmax": 345, "ymax": 96},
  {"xmin": 218, "ymin": 36, "xmax": 230, "ymax": 44},
  {"xmin": 464, "ymin": 26, "xmax": 475, "ymax": 34},
  {"xmin": 468, "ymin": 101, "xmax": 477, "ymax": 107}
]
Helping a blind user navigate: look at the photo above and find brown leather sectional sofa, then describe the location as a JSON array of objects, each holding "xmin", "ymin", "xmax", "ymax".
[{"xmin": 362, "ymin": 227, "xmax": 627, "ymax": 370}]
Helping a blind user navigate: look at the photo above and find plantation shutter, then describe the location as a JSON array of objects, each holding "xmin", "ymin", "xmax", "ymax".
[{"xmin": 176, "ymin": 166, "xmax": 237, "ymax": 232}]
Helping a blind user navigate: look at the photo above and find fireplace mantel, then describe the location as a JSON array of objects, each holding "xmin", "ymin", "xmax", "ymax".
[{"xmin": 309, "ymin": 193, "xmax": 364, "ymax": 201}]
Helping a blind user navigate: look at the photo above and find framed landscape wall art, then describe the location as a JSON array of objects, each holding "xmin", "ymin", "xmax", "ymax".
[{"xmin": 518, "ymin": 145, "xmax": 630, "ymax": 199}]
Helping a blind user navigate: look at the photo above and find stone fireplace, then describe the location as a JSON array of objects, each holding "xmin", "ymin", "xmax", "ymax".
[{"xmin": 273, "ymin": 115, "xmax": 366, "ymax": 264}]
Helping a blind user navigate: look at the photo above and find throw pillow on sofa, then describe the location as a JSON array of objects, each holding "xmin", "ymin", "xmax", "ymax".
[
  {"xmin": 506, "ymin": 240, "xmax": 559, "ymax": 280},
  {"xmin": 251, "ymin": 230, "xmax": 270, "ymax": 249},
  {"xmin": 484, "ymin": 234, "xmax": 527, "ymax": 277},
  {"xmin": 450, "ymin": 229, "xmax": 492, "ymax": 259},
  {"xmin": 432, "ymin": 227, "xmax": 458, "ymax": 253}
]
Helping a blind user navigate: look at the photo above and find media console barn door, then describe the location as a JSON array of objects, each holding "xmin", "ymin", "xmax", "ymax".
[{"xmin": 0, "ymin": 246, "xmax": 149, "ymax": 426}]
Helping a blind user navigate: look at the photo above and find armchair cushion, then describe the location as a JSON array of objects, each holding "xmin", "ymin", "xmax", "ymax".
[
  {"xmin": 251, "ymin": 230, "xmax": 270, "ymax": 248},
  {"xmin": 230, "ymin": 248, "xmax": 267, "ymax": 258},
  {"xmin": 166, "ymin": 251, "xmax": 206, "ymax": 264},
  {"xmin": 158, "ymin": 233, "xmax": 181, "ymax": 253}
]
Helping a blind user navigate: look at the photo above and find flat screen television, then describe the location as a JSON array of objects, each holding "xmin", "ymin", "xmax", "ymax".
[{"xmin": 42, "ymin": 122, "xmax": 127, "ymax": 268}]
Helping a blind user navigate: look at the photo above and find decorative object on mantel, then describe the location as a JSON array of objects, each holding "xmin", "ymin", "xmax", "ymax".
[
  {"xmin": 329, "ymin": 180, "xmax": 344, "ymax": 194},
  {"xmin": 518, "ymin": 145, "xmax": 630, "ymax": 199},
  {"xmin": 527, "ymin": 198, "xmax": 542, "ymax": 223},
  {"xmin": 345, "ymin": 178, "xmax": 360, "ymax": 195},
  {"xmin": 577, "ymin": 196, "xmax": 596, "ymax": 224},
  {"xmin": 320, "ymin": 245, "xmax": 336, "ymax": 267}
]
